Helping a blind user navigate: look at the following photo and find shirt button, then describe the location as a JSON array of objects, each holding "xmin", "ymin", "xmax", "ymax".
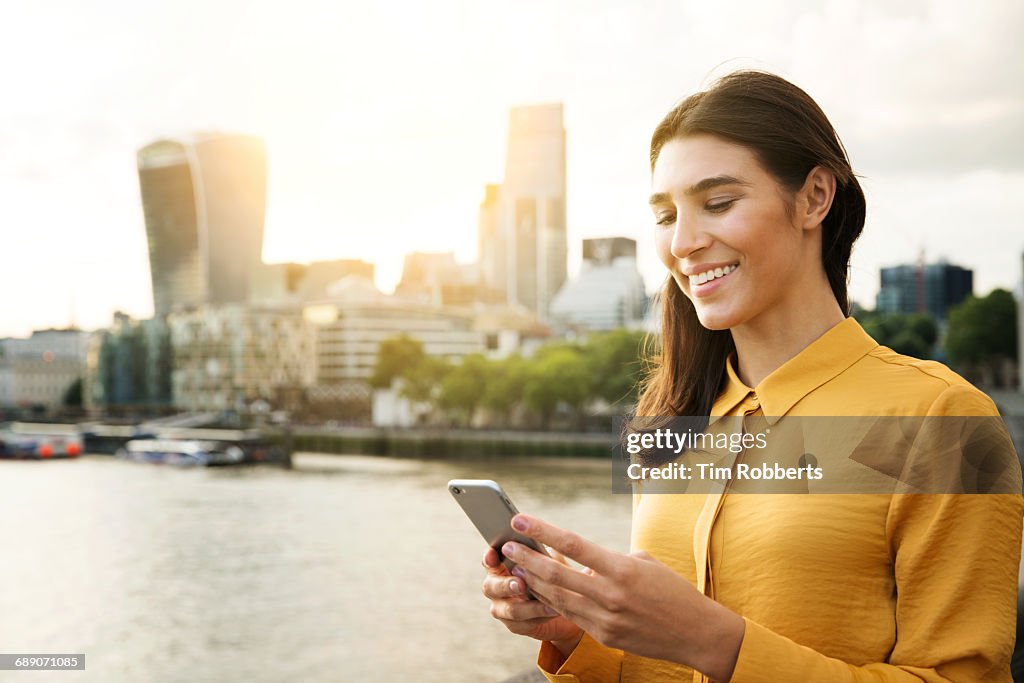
[{"xmin": 750, "ymin": 393, "xmax": 759, "ymax": 403}]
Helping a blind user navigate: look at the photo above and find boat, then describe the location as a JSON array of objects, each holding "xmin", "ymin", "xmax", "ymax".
[
  {"xmin": 116, "ymin": 439, "xmax": 246, "ymax": 466},
  {"xmin": 80, "ymin": 424, "xmax": 156, "ymax": 455},
  {"xmin": 0, "ymin": 422, "xmax": 83, "ymax": 459},
  {"xmin": 116, "ymin": 429, "xmax": 288, "ymax": 467}
]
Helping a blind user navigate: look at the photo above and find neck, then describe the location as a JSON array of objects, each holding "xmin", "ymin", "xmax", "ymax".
[{"xmin": 730, "ymin": 277, "xmax": 846, "ymax": 388}]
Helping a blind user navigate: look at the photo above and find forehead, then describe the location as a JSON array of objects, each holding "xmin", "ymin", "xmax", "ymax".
[{"xmin": 651, "ymin": 135, "xmax": 765, "ymax": 190}]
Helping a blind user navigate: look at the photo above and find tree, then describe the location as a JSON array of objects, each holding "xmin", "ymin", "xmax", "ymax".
[
  {"xmin": 583, "ymin": 328, "xmax": 648, "ymax": 406},
  {"xmin": 854, "ymin": 311, "xmax": 938, "ymax": 358},
  {"xmin": 440, "ymin": 354, "xmax": 489, "ymax": 426},
  {"xmin": 945, "ymin": 289, "xmax": 1018, "ymax": 381},
  {"xmin": 481, "ymin": 354, "xmax": 527, "ymax": 426},
  {"xmin": 907, "ymin": 314, "xmax": 939, "ymax": 348},
  {"xmin": 370, "ymin": 335, "xmax": 426, "ymax": 389},
  {"xmin": 62, "ymin": 378, "xmax": 83, "ymax": 407},
  {"xmin": 522, "ymin": 347, "xmax": 591, "ymax": 428},
  {"xmin": 398, "ymin": 355, "xmax": 449, "ymax": 405}
]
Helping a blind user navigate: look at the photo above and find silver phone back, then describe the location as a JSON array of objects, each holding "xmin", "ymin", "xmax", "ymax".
[{"xmin": 448, "ymin": 479, "xmax": 546, "ymax": 570}]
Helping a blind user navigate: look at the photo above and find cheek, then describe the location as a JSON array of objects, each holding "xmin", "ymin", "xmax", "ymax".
[{"xmin": 654, "ymin": 230, "xmax": 675, "ymax": 268}]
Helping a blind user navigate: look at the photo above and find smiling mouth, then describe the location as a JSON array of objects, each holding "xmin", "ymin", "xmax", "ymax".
[{"xmin": 689, "ymin": 263, "xmax": 739, "ymax": 287}]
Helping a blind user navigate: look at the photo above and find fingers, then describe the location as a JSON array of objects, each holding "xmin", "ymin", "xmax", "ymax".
[
  {"xmin": 501, "ymin": 542, "xmax": 594, "ymax": 597},
  {"xmin": 511, "ymin": 514, "xmax": 614, "ymax": 575},
  {"xmin": 482, "ymin": 572, "xmax": 528, "ymax": 600},
  {"xmin": 488, "ymin": 596, "xmax": 559, "ymax": 623},
  {"xmin": 482, "ymin": 546, "xmax": 510, "ymax": 575},
  {"xmin": 491, "ymin": 612, "xmax": 559, "ymax": 636},
  {"xmin": 510, "ymin": 562, "xmax": 589, "ymax": 621},
  {"xmin": 548, "ymin": 547, "xmax": 570, "ymax": 566},
  {"xmin": 483, "ymin": 556, "xmax": 562, "ymax": 636}
]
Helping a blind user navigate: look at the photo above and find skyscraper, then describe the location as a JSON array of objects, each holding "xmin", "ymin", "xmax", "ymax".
[
  {"xmin": 492, "ymin": 103, "xmax": 567, "ymax": 317},
  {"xmin": 137, "ymin": 134, "xmax": 267, "ymax": 317},
  {"xmin": 477, "ymin": 183, "xmax": 503, "ymax": 294},
  {"xmin": 875, "ymin": 261, "xmax": 973, "ymax": 321}
]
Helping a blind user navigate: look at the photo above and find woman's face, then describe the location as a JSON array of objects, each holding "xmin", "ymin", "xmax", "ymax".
[{"xmin": 651, "ymin": 134, "xmax": 815, "ymax": 331}]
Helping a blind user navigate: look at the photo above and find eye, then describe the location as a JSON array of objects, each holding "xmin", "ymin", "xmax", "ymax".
[
  {"xmin": 655, "ymin": 213, "xmax": 675, "ymax": 226},
  {"xmin": 705, "ymin": 199, "xmax": 736, "ymax": 213}
]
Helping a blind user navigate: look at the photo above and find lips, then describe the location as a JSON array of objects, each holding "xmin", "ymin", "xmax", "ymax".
[{"xmin": 687, "ymin": 263, "xmax": 739, "ymax": 297}]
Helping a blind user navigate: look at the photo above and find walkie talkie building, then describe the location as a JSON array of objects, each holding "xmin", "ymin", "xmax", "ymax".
[{"xmin": 137, "ymin": 134, "xmax": 266, "ymax": 317}]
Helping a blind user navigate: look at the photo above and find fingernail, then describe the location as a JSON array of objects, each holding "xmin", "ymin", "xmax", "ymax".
[
  {"xmin": 512, "ymin": 516, "xmax": 529, "ymax": 532},
  {"xmin": 511, "ymin": 566, "xmax": 526, "ymax": 579},
  {"xmin": 502, "ymin": 542, "xmax": 516, "ymax": 558},
  {"xmin": 543, "ymin": 605, "xmax": 558, "ymax": 616},
  {"xmin": 509, "ymin": 579, "xmax": 521, "ymax": 594}
]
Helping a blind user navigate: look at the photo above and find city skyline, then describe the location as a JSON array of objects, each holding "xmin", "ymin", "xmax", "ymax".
[{"xmin": 2, "ymin": 1, "xmax": 1023, "ymax": 337}]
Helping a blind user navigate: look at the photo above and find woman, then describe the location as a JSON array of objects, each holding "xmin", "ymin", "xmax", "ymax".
[{"xmin": 481, "ymin": 70, "xmax": 1024, "ymax": 682}]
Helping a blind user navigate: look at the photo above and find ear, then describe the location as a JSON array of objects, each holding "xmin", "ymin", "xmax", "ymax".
[{"xmin": 797, "ymin": 166, "xmax": 836, "ymax": 231}]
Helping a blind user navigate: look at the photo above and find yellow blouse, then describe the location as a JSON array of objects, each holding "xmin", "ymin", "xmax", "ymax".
[{"xmin": 536, "ymin": 316, "xmax": 1024, "ymax": 682}]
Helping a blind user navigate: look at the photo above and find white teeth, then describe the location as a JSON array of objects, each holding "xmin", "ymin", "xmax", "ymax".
[{"xmin": 689, "ymin": 263, "xmax": 738, "ymax": 286}]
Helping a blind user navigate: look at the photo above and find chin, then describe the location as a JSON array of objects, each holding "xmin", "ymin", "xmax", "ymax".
[{"xmin": 694, "ymin": 307, "xmax": 742, "ymax": 331}]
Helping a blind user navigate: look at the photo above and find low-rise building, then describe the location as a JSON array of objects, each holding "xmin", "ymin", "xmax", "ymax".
[
  {"xmin": 550, "ymin": 237, "xmax": 649, "ymax": 331},
  {"xmin": 305, "ymin": 276, "xmax": 485, "ymax": 384},
  {"xmin": 167, "ymin": 303, "xmax": 315, "ymax": 412},
  {"xmin": 84, "ymin": 313, "xmax": 172, "ymax": 412},
  {"xmin": 303, "ymin": 276, "xmax": 487, "ymax": 423},
  {"xmin": 0, "ymin": 329, "xmax": 89, "ymax": 410}
]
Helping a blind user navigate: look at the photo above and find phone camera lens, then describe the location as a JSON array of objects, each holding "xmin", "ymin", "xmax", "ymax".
[{"xmin": 451, "ymin": 487, "xmax": 462, "ymax": 494}]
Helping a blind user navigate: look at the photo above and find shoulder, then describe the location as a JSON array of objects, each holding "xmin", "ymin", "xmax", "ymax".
[{"xmin": 845, "ymin": 345, "xmax": 1000, "ymax": 417}]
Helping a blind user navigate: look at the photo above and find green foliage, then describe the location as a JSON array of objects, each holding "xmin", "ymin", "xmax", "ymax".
[
  {"xmin": 370, "ymin": 334, "xmax": 426, "ymax": 389},
  {"xmin": 583, "ymin": 328, "xmax": 647, "ymax": 405},
  {"xmin": 946, "ymin": 289, "xmax": 1018, "ymax": 365},
  {"xmin": 439, "ymin": 354, "xmax": 489, "ymax": 425},
  {"xmin": 854, "ymin": 310, "xmax": 938, "ymax": 358},
  {"xmin": 62, "ymin": 378, "xmax": 83, "ymax": 407},
  {"xmin": 398, "ymin": 355, "xmax": 450, "ymax": 404},
  {"xmin": 480, "ymin": 354, "xmax": 527, "ymax": 419},
  {"xmin": 522, "ymin": 347, "xmax": 592, "ymax": 426},
  {"xmin": 369, "ymin": 334, "xmax": 449, "ymax": 408},
  {"xmin": 371, "ymin": 328, "xmax": 653, "ymax": 428}
]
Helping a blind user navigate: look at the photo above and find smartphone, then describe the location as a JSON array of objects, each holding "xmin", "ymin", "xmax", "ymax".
[{"xmin": 448, "ymin": 479, "xmax": 551, "ymax": 594}]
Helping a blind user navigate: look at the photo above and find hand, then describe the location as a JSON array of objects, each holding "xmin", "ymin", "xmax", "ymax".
[
  {"xmin": 481, "ymin": 545, "xmax": 584, "ymax": 653},
  {"xmin": 501, "ymin": 514, "xmax": 745, "ymax": 682}
]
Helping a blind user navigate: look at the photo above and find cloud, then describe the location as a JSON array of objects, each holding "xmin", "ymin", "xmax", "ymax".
[
  {"xmin": 782, "ymin": 0, "xmax": 1024, "ymax": 173},
  {"xmin": 851, "ymin": 104, "xmax": 1024, "ymax": 174}
]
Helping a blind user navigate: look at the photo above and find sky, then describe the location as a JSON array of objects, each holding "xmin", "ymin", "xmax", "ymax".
[{"xmin": 1, "ymin": 0, "xmax": 1022, "ymax": 338}]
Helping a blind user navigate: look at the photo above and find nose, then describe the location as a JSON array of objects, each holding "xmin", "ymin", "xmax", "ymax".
[{"xmin": 669, "ymin": 213, "xmax": 711, "ymax": 261}]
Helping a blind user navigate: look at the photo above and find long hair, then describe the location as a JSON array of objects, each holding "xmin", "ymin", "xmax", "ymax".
[{"xmin": 634, "ymin": 70, "xmax": 867, "ymax": 425}]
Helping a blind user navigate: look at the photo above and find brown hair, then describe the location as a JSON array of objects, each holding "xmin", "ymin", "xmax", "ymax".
[{"xmin": 634, "ymin": 70, "xmax": 866, "ymax": 424}]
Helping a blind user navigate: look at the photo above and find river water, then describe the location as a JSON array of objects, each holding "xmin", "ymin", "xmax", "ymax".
[{"xmin": 0, "ymin": 452, "xmax": 631, "ymax": 682}]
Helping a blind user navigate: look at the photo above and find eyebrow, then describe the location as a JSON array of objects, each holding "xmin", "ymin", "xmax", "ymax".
[{"xmin": 648, "ymin": 175, "xmax": 751, "ymax": 205}]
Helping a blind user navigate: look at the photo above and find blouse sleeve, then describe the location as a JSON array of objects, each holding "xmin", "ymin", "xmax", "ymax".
[
  {"xmin": 728, "ymin": 385, "xmax": 1024, "ymax": 682},
  {"xmin": 535, "ymin": 633, "xmax": 624, "ymax": 683}
]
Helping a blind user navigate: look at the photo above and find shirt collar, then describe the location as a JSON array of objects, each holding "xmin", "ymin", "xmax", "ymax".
[{"xmin": 709, "ymin": 316, "xmax": 878, "ymax": 424}]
